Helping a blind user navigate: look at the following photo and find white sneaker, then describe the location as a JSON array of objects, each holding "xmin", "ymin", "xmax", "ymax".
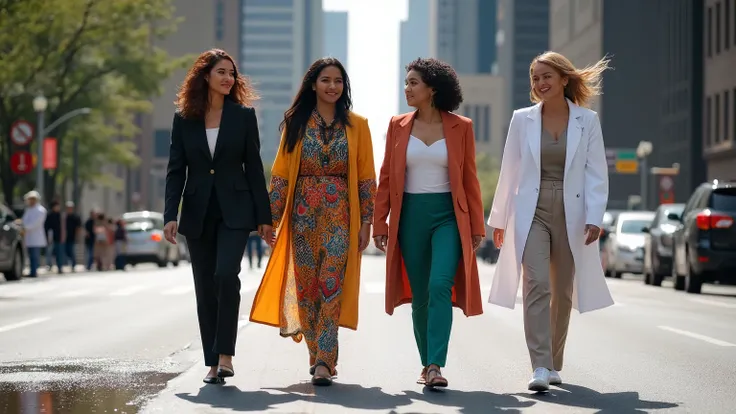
[
  {"xmin": 528, "ymin": 368, "xmax": 550, "ymax": 392},
  {"xmin": 549, "ymin": 370, "xmax": 562, "ymax": 385}
]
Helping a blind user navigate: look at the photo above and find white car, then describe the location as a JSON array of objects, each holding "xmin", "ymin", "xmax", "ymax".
[
  {"xmin": 122, "ymin": 211, "xmax": 180, "ymax": 268},
  {"xmin": 604, "ymin": 211, "xmax": 655, "ymax": 278}
]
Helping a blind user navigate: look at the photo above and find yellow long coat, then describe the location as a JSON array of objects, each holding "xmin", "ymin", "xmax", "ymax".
[{"xmin": 249, "ymin": 112, "xmax": 376, "ymax": 334}]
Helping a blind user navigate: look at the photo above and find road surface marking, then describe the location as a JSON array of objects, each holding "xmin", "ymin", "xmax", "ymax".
[
  {"xmin": 109, "ymin": 285, "xmax": 149, "ymax": 297},
  {"xmin": 56, "ymin": 289, "xmax": 96, "ymax": 298},
  {"xmin": 364, "ymin": 282, "xmax": 385, "ymax": 294},
  {"xmin": 658, "ymin": 326, "xmax": 736, "ymax": 347},
  {"xmin": 687, "ymin": 297, "xmax": 736, "ymax": 309},
  {"xmin": 0, "ymin": 317, "xmax": 51, "ymax": 333},
  {"xmin": 162, "ymin": 286, "xmax": 193, "ymax": 296}
]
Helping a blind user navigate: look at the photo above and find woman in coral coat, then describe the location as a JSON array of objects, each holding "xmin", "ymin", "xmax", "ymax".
[{"xmin": 373, "ymin": 58, "xmax": 485, "ymax": 388}]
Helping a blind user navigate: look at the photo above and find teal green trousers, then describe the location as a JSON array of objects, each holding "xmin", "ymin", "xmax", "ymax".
[{"xmin": 398, "ymin": 192, "xmax": 462, "ymax": 367}]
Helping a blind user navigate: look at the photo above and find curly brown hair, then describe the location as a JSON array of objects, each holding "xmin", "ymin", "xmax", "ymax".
[{"xmin": 175, "ymin": 49, "xmax": 259, "ymax": 120}]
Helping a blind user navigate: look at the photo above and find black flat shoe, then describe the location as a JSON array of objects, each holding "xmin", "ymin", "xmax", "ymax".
[
  {"xmin": 311, "ymin": 374, "xmax": 333, "ymax": 386},
  {"xmin": 203, "ymin": 376, "xmax": 223, "ymax": 384},
  {"xmin": 217, "ymin": 365, "xmax": 234, "ymax": 378}
]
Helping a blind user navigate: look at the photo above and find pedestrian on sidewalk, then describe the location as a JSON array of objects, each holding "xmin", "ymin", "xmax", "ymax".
[
  {"xmin": 163, "ymin": 49, "xmax": 273, "ymax": 385},
  {"xmin": 373, "ymin": 58, "xmax": 486, "ymax": 389},
  {"xmin": 246, "ymin": 230, "xmax": 262, "ymax": 269},
  {"xmin": 64, "ymin": 201, "xmax": 82, "ymax": 272},
  {"xmin": 21, "ymin": 191, "xmax": 47, "ymax": 278},
  {"xmin": 250, "ymin": 57, "xmax": 376, "ymax": 386},
  {"xmin": 487, "ymin": 51, "xmax": 613, "ymax": 392}
]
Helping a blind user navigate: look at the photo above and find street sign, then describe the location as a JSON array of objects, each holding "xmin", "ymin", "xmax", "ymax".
[
  {"xmin": 10, "ymin": 120, "xmax": 34, "ymax": 146},
  {"xmin": 660, "ymin": 175, "xmax": 674, "ymax": 191},
  {"xmin": 10, "ymin": 151, "xmax": 33, "ymax": 175},
  {"xmin": 609, "ymin": 148, "xmax": 639, "ymax": 174},
  {"xmin": 615, "ymin": 160, "xmax": 638, "ymax": 174},
  {"xmin": 43, "ymin": 137, "xmax": 57, "ymax": 170}
]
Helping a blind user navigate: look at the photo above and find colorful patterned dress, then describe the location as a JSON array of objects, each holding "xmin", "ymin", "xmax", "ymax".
[{"xmin": 269, "ymin": 110, "xmax": 375, "ymax": 374}]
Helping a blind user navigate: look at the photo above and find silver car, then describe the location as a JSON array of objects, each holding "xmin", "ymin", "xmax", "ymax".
[
  {"xmin": 122, "ymin": 211, "xmax": 180, "ymax": 268},
  {"xmin": 604, "ymin": 211, "xmax": 655, "ymax": 278}
]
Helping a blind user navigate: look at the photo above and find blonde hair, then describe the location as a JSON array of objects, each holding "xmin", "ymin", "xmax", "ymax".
[{"xmin": 529, "ymin": 51, "xmax": 612, "ymax": 108}]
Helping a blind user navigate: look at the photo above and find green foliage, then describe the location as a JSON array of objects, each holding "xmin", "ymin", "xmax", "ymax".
[
  {"xmin": 0, "ymin": 0, "xmax": 190, "ymax": 204},
  {"xmin": 475, "ymin": 151, "xmax": 501, "ymax": 216}
]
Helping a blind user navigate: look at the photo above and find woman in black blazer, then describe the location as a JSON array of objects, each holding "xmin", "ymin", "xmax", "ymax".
[{"xmin": 163, "ymin": 49, "xmax": 273, "ymax": 384}]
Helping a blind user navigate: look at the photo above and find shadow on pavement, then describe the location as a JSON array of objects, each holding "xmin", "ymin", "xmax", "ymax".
[
  {"xmin": 515, "ymin": 383, "xmax": 679, "ymax": 413},
  {"xmin": 403, "ymin": 388, "xmax": 535, "ymax": 414}
]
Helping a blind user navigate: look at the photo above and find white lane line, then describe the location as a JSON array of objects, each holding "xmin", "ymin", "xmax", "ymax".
[
  {"xmin": 658, "ymin": 325, "xmax": 736, "ymax": 347},
  {"xmin": 363, "ymin": 282, "xmax": 385, "ymax": 294},
  {"xmin": 161, "ymin": 286, "xmax": 194, "ymax": 296},
  {"xmin": 0, "ymin": 317, "xmax": 51, "ymax": 333},
  {"xmin": 109, "ymin": 285, "xmax": 149, "ymax": 297},
  {"xmin": 687, "ymin": 297, "xmax": 736, "ymax": 309},
  {"xmin": 56, "ymin": 289, "xmax": 96, "ymax": 298}
]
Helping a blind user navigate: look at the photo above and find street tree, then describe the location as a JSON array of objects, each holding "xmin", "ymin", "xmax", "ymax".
[
  {"xmin": 475, "ymin": 151, "xmax": 501, "ymax": 216},
  {"xmin": 0, "ymin": 0, "xmax": 189, "ymax": 204}
]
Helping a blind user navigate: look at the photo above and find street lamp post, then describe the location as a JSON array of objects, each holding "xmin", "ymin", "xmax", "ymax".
[
  {"xmin": 636, "ymin": 141, "xmax": 654, "ymax": 211},
  {"xmin": 32, "ymin": 95, "xmax": 48, "ymax": 198}
]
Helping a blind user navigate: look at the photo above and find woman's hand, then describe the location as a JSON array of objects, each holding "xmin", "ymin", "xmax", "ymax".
[
  {"xmin": 492, "ymin": 228, "xmax": 504, "ymax": 248},
  {"xmin": 472, "ymin": 235, "xmax": 483, "ymax": 251},
  {"xmin": 358, "ymin": 223, "xmax": 371, "ymax": 252},
  {"xmin": 373, "ymin": 235, "xmax": 387, "ymax": 252},
  {"xmin": 259, "ymin": 224, "xmax": 274, "ymax": 247},
  {"xmin": 584, "ymin": 224, "xmax": 601, "ymax": 245}
]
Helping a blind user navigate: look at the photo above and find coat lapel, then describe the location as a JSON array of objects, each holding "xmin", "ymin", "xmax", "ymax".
[
  {"xmin": 526, "ymin": 103, "xmax": 543, "ymax": 171},
  {"xmin": 440, "ymin": 111, "xmax": 461, "ymax": 172},
  {"xmin": 196, "ymin": 119, "xmax": 213, "ymax": 162},
  {"xmin": 211, "ymin": 100, "xmax": 232, "ymax": 161},
  {"xmin": 392, "ymin": 112, "xmax": 415, "ymax": 191},
  {"xmin": 564, "ymin": 100, "xmax": 584, "ymax": 181}
]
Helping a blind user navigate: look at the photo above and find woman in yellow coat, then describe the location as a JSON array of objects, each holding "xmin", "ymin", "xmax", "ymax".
[{"xmin": 250, "ymin": 57, "xmax": 376, "ymax": 386}]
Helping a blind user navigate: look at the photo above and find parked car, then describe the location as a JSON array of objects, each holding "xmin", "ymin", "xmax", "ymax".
[
  {"xmin": 600, "ymin": 209, "xmax": 624, "ymax": 270},
  {"xmin": 671, "ymin": 180, "xmax": 736, "ymax": 294},
  {"xmin": 603, "ymin": 211, "xmax": 655, "ymax": 278},
  {"xmin": 642, "ymin": 203, "xmax": 684, "ymax": 286},
  {"xmin": 121, "ymin": 211, "xmax": 180, "ymax": 268},
  {"xmin": 0, "ymin": 204, "xmax": 24, "ymax": 281}
]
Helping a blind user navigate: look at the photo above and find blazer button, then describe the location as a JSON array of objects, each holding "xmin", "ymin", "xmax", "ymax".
[
  {"xmin": 535, "ymin": 188, "xmax": 539, "ymax": 193},
  {"xmin": 577, "ymin": 193, "xmax": 580, "ymax": 198},
  {"xmin": 210, "ymin": 169, "xmax": 215, "ymax": 175}
]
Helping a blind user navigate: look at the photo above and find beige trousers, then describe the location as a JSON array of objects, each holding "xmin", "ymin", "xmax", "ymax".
[{"xmin": 522, "ymin": 180, "xmax": 575, "ymax": 371}]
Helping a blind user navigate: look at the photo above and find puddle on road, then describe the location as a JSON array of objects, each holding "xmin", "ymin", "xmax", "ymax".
[{"xmin": 0, "ymin": 359, "xmax": 180, "ymax": 414}]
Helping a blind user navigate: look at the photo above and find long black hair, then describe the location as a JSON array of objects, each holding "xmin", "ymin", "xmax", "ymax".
[{"xmin": 279, "ymin": 57, "xmax": 352, "ymax": 153}]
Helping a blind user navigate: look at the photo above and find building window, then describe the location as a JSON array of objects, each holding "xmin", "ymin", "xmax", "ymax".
[
  {"xmin": 717, "ymin": 2, "xmax": 722, "ymax": 54},
  {"xmin": 716, "ymin": 93, "xmax": 721, "ymax": 143},
  {"xmin": 708, "ymin": 7, "xmax": 713, "ymax": 57},
  {"xmin": 215, "ymin": 0, "xmax": 224, "ymax": 41},
  {"xmin": 726, "ymin": 90, "xmax": 731, "ymax": 142},
  {"xmin": 154, "ymin": 129, "xmax": 170, "ymax": 158},
  {"xmin": 727, "ymin": 0, "xmax": 732, "ymax": 50},
  {"xmin": 733, "ymin": 88, "xmax": 736, "ymax": 141},
  {"xmin": 706, "ymin": 96, "xmax": 712, "ymax": 146},
  {"xmin": 483, "ymin": 105, "xmax": 491, "ymax": 142}
]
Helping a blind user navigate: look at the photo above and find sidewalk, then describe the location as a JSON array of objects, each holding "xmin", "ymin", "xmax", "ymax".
[{"xmin": 140, "ymin": 258, "xmax": 539, "ymax": 414}]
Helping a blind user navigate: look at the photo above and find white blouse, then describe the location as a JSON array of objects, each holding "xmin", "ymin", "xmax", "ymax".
[
  {"xmin": 205, "ymin": 128, "xmax": 219, "ymax": 157},
  {"xmin": 404, "ymin": 135, "xmax": 451, "ymax": 194}
]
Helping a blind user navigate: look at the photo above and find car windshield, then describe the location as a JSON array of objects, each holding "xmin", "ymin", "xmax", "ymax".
[
  {"xmin": 124, "ymin": 219, "xmax": 157, "ymax": 233},
  {"xmin": 620, "ymin": 219, "xmax": 651, "ymax": 234},
  {"xmin": 711, "ymin": 189, "xmax": 736, "ymax": 211}
]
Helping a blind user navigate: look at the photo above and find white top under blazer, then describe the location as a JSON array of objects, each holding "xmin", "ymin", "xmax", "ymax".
[
  {"xmin": 404, "ymin": 135, "xmax": 451, "ymax": 194},
  {"xmin": 205, "ymin": 128, "xmax": 219, "ymax": 157}
]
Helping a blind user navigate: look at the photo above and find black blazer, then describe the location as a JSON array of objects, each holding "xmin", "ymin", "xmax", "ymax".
[{"xmin": 164, "ymin": 99, "xmax": 271, "ymax": 238}]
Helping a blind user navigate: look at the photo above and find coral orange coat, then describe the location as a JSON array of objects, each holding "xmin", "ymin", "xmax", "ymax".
[{"xmin": 374, "ymin": 111, "xmax": 486, "ymax": 317}]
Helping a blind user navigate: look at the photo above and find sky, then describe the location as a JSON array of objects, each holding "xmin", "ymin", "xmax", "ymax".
[{"xmin": 323, "ymin": 0, "xmax": 408, "ymax": 170}]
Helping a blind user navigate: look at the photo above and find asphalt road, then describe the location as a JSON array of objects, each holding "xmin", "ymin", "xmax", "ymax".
[{"xmin": 1, "ymin": 256, "xmax": 735, "ymax": 413}]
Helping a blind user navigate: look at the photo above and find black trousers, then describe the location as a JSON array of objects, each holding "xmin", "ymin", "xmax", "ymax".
[{"xmin": 186, "ymin": 189, "xmax": 249, "ymax": 367}]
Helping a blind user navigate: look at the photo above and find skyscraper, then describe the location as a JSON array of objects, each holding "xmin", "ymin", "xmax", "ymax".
[
  {"xmin": 398, "ymin": 0, "xmax": 430, "ymax": 114},
  {"xmin": 323, "ymin": 11, "xmax": 348, "ymax": 68},
  {"xmin": 241, "ymin": 0, "xmax": 323, "ymax": 165}
]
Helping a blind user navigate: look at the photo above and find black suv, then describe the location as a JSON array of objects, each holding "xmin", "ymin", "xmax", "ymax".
[{"xmin": 670, "ymin": 180, "xmax": 736, "ymax": 293}]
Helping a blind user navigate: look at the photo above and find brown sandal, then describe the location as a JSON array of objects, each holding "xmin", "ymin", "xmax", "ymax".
[
  {"xmin": 311, "ymin": 365, "xmax": 333, "ymax": 386},
  {"xmin": 426, "ymin": 367, "xmax": 448, "ymax": 388},
  {"xmin": 417, "ymin": 367, "xmax": 428, "ymax": 384}
]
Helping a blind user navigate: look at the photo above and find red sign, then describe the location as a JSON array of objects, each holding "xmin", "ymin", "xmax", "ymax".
[
  {"xmin": 43, "ymin": 137, "xmax": 57, "ymax": 170},
  {"xmin": 659, "ymin": 175, "xmax": 675, "ymax": 204},
  {"xmin": 10, "ymin": 151, "xmax": 33, "ymax": 175},
  {"xmin": 10, "ymin": 120, "xmax": 34, "ymax": 146}
]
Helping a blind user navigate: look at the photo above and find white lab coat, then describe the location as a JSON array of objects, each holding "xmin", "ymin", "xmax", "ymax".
[
  {"xmin": 487, "ymin": 99, "xmax": 614, "ymax": 313},
  {"xmin": 22, "ymin": 204, "xmax": 48, "ymax": 248}
]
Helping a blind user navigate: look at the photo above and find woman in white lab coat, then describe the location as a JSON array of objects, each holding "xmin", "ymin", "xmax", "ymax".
[{"xmin": 487, "ymin": 51, "xmax": 614, "ymax": 392}]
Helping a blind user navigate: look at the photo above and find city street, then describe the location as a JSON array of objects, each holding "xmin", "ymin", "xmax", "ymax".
[{"xmin": 0, "ymin": 257, "xmax": 734, "ymax": 413}]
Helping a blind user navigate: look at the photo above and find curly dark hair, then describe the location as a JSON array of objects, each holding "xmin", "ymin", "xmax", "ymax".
[
  {"xmin": 280, "ymin": 57, "xmax": 352, "ymax": 153},
  {"xmin": 175, "ymin": 49, "xmax": 259, "ymax": 120},
  {"xmin": 405, "ymin": 58, "xmax": 463, "ymax": 112}
]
